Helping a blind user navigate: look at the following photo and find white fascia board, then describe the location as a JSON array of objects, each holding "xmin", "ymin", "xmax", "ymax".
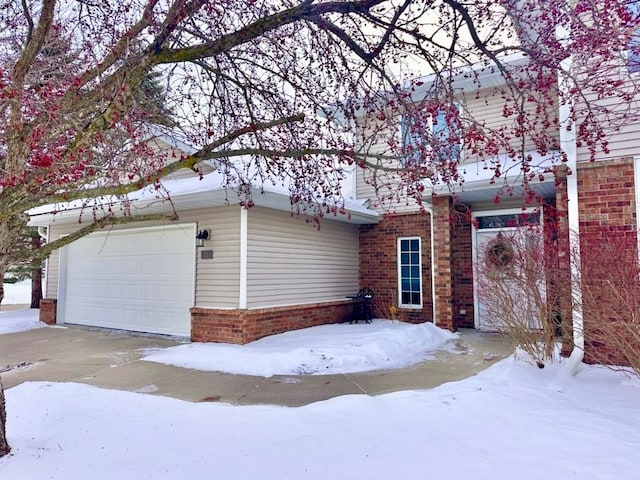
[
  {"xmin": 346, "ymin": 53, "xmax": 532, "ymax": 117},
  {"xmin": 423, "ymin": 149, "xmax": 561, "ymax": 197},
  {"xmin": 142, "ymin": 124, "xmax": 198, "ymax": 155},
  {"xmin": 28, "ymin": 172, "xmax": 380, "ymax": 227}
]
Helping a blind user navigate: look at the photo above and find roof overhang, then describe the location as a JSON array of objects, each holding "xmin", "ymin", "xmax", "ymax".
[
  {"xmin": 423, "ymin": 150, "xmax": 560, "ymax": 206},
  {"xmin": 28, "ymin": 172, "xmax": 380, "ymax": 227}
]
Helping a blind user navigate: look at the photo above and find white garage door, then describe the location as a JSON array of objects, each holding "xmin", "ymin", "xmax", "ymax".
[{"xmin": 60, "ymin": 224, "xmax": 196, "ymax": 337}]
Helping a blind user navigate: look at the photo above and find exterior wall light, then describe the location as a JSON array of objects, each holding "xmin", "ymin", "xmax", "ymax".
[{"xmin": 196, "ymin": 229, "xmax": 210, "ymax": 247}]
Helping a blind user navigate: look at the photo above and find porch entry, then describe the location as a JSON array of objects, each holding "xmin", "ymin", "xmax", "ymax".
[{"xmin": 472, "ymin": 208, "xmax": 544, "ymax": 331}]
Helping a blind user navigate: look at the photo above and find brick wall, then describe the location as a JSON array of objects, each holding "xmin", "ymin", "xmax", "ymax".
[
  {"xmin": 39, "ymin": 298, "xmax": 57, "ymax": 325},
  {"xmin": 432, "ymin": 196, "xmax": 455, "ymax": 331},
  {"xmin": 191, "ymin": 300, "xmax": 353, "ymax": 344},
  {"xmin": 551, "ymin": 167, "xmax": 573, "ymax": 354},
  {"xmin": 577, "ymin": 158, "xmax": 639, "ymax": 365},
  {"xmin": 578, "ymin": 158, "xmax": 636, "ymax": 234},
  {"xmin": 359, "ymin": 212, "xmax": 433, "ymax": 324},
  {"xmin": 451, "ymin": 206, "xmax": 474, "ymax": 328}
]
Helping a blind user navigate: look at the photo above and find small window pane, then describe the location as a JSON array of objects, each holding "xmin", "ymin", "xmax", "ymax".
[
  {"xmin": 411, "ymin": 253, "xmax": 419, "ymax": 264},
  {"xmin": 410, "ymin": 239, "xmax": 419, "ymax": 251},
  {"xmin": 476, "ymin": 212, "xmax": 540, "ymax": 230}
]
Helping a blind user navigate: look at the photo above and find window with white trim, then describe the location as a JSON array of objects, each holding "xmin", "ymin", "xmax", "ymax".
[
  {"xmin": 627, "ymin": 1, "xmax": 640, "ymax": 73},
  {"xmin": 400, "ymin": 105, "xmax": 462, "ymax": 166},
  {"xmin": 398, "ymin": 237, "xmax": 422, "ymax": 307}
]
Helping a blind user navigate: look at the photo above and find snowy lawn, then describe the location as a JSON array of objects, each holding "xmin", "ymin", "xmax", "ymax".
[
  {"xmin": 2, "ymin": 280, "xmax": 31, "ymax": 305},
  {"xmin": 143, "ymin": 319, "xmax": 457, "ymax": 376},
  {"xmin": 1, "ymin": 357, "xmax": 639, "ymax": 480},
  {"xmin": 0, "ymin": 308, "xmax": 43, "ymax": 335}
]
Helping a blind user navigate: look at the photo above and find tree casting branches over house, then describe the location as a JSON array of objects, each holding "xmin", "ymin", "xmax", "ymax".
[{"xmin": 0, "ymin": 0, "xmax": 639, "ymax": 456}]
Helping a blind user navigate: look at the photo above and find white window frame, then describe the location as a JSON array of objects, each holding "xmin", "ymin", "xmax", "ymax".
[
  {"xmin": 399, "ymin": 104, "xmax": 464, "ymax": 166},
  {"xmin": 397, "ymin": 236, "xmax": 423, "ymax": 309},
  {"xmin": 627, "ymin": 0, "xmax": 640, "ymax": 74}
]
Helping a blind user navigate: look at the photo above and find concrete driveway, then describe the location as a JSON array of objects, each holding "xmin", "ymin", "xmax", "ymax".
[{"xmin": 0, "ymin": 324, "xmax": 514, "ymax": 407}]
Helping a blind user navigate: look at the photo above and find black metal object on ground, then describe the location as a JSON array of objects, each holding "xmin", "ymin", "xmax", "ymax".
[{"xmin": 346, "ymin": 288, "xmax": 374, "ymax": 324}]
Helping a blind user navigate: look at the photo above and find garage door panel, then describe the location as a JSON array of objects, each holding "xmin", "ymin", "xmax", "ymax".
[{"xmin": 63, "ymin": 225, "xmax": 195, "ymax": 337}]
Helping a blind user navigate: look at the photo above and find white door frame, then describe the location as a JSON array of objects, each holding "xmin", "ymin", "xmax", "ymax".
[{"xmin": 471, "ymin": 207, "xmax": 542, "ymax": 330}]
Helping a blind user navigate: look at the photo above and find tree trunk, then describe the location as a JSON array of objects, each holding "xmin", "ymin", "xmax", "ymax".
[
  {"xmin": 0, "ymin": 378, "xmax": 9, "ymax": 457},
  {"xmin": 31, "ymin": 268, "xmax": 42, "ymax": 309},
  {"xmin": 31, "ymin": 234, "xmax": 43, "ymax": 309}
]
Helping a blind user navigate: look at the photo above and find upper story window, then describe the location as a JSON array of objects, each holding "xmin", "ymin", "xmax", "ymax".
[
  {"xmin": 627, "ymin": 0, "xmax": 640, "ymax": 73},
  {"xmin": 400, "ymin": 105, "xmax": 462, "ymax": 165}
]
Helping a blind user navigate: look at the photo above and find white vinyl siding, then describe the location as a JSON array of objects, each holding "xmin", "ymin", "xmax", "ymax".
[
  {"xmin": 575, "ymin": 94, "xmax": 640, "ymax": 162},
  {"xmin": 459, "ymin": 88, "xmax": 558, "ymax": 164},
  {"xmin": 355, "ymin": 87, "xmax": 558, "ymax": 210},
  {"xmin": 246, "ymin": 207, "xmax": 359, "ymax": 308},
  {"xmin": 45, "ymin": 224, "xmax": 69, "ymax": 298},
  {"xmin": 355, "ymin": 113, "xmax": 422, "ymax": 214},
  {"xmin": 193, "ymin": 207, "xmax": 241, "ymax": 309}
]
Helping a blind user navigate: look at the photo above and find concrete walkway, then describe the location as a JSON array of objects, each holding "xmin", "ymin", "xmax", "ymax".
[{"xmin": 0, "ymin": 325, "xmax": 514, "ymax": 407}]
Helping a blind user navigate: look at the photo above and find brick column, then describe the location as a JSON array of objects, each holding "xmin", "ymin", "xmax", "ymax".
[
  {"xmin": 554, "ymin": 166, "xmax": 573, "ymax": 356},
  {"xmin": 39, "ymin": 299, "xmax": 57, "ymax": 325},
  {"xmin": 432, "ymin": 196, "xmax": 455, "ymax": 331}
]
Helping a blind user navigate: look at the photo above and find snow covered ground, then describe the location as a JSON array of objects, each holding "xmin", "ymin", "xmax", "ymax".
[
  {"xmin": 2, "ymin": 280, "xmax": 31, "ymax": 305},
  {"xmin": 0, "ymin": 309, "xmax": 638, "ymax": 479},
  {"xmin": 1, "ymin": 357, "xmax": 639, "ymax": 480},
  {"xmin": 0, "ymin": 280, "xmax": 42, "ymax": 333},
  {"xmin": 0, "ymin": 308, "xmax": 43, "ymax": 335},
  {"xmin": 143, "ymin": 320, "xmax": 457, "ymax": 376}
]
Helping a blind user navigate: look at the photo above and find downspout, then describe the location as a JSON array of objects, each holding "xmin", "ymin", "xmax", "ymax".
[
  {"xmin": 558, "ymin": 25, "xmax": 584, "ymax": 373},
  {"xmin": 424, "ymin": 206, "xmax": 438, "ymax": 325},
  {"xmin": 37, "ymin": 226, "xmax": 48, "ymax": 241}
]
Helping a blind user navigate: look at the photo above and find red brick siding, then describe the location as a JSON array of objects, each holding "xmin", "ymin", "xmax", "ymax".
[
  {"xmin": 577, "ymin": 158, "xmax": 639, "ymax": 365},
  {"xmin": 191, "ymin": 300, "xmax": 352, "ymax": 344},
  {"xmin": 432, "ymin": 196, "xmax": 455, "ymax": 331},
  {"xmin": 451, "ymin": 206, "xmax": 474, "ymax": 328},
  {"xmin": 39, "ymin": 298, "xmax": 57, "ymax": 325},
  {"xmin": 551, "ymin": 167, "xmax": 573, "ymax": 354},
  {"xmin": 359, "ymin": 212, "xmax": 433, "ymax": 324}
]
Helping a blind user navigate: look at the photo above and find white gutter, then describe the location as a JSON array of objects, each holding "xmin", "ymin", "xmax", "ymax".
[
  {"xmin": 558, "ymin": 26, "xmax": 584, "ymax": 373},
  {"xmin": 424, "ymin": 206, "xmax": 438, "ymax": 326}
]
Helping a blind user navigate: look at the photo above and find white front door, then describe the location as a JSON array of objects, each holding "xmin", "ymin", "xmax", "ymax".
[
  {"xmin": 60, "ymin": 224, "xmax": 196, "ymax": 337},
  {"xmin": 473, "ymin": 210, "xmax": 544, "ymax": 331}
]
